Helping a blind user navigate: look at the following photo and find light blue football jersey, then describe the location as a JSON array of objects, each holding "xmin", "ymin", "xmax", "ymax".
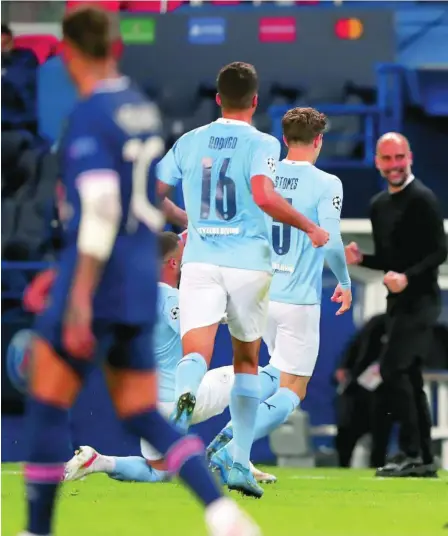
[
  {"xmin": 157, "ymin": 119, "xmax": 281, "ymax": 272},
  {"xmin": 153, "ymin": 282, "xmax": 181, "ymax": 402},
  {"xmin": 268, "ymin": 160, "xmax": 351, "ymax": 305}
]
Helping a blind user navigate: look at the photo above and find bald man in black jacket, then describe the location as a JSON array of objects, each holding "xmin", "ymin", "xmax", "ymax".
[{"xmin": 345, "ymin": 133, "xmax": 447, "ymax": 477}]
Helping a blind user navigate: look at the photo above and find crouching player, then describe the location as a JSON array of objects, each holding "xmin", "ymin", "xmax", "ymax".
[
  {"xmin": 209, "ymin": 108, "xmax": 352, "ymax": 482},
  {"xmin": 64, "ymin": 232, "xmax": 278, "ymax": 484}
]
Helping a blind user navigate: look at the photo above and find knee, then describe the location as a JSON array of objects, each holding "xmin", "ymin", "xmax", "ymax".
[
  {"xmin": 296, "ymin": 384, "xmax": 308, "ymax": 401},
  {"xmin": 280, "ymin": 374, "xmax": 309, "ymax": 401}
]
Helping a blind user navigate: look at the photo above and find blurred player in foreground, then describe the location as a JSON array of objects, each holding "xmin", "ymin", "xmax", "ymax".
[
  {"xmin": 64, "ymin": 232, "xmax": 277, "ymax": 485},
  {"xmin": 156, "ymin": 62, "xmax": 329, "ymax": 498},
  {"xmin": 19, "ymin": 7, "xmax": 259, "ymax": 536},
  {"xmin": 209, "ymin": 108, "xmax": 352, "ymax": 480}
]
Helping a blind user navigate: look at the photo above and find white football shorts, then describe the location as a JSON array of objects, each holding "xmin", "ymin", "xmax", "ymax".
[
  {"xmin": 263, "ymin": 301, "xmax": 321, "ymax": 377},
  {"xmin": 141, "ymin": 365, "xmax": 235, "ymax": 461},
  {"xmin": 179, "ymin": 262, "xmax": 271, "ymax": 342}
]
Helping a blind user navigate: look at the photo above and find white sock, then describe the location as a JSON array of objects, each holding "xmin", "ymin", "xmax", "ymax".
[
  {"xmin": 205, "ymin": 497, "xmax": 238, "ymax": 524},
  {"xmin": 94, "ymin": 455, "xmax": 116, "ymax": 474}
]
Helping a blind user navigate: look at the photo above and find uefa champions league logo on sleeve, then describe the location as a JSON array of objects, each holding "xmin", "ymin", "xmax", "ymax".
[
  {"xmin": 267, "ymin": 157, "xmax": 276, "ymax": 174},
  {"xmin": 332, "ymin": 195, "xmax": 342, "ymax": 211}
]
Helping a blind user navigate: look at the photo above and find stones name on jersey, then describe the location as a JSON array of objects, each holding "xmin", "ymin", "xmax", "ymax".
[{"xmin": 274, "ymin": 176, "xmax": 299, "ymax": 190}]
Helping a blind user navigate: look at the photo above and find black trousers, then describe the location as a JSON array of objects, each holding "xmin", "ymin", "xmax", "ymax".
[
  {"xmin": 371, "ymin": 299, "xmax": 438, "ymax": 465},
  {"xmin": 336, "ymin": 384, "xmax": 374, "ymax": 467},
  {"xmin": 336, "ymin": 384, "xmax": 392, "ymax": 467}
]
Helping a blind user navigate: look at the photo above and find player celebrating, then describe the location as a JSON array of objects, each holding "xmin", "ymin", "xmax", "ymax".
[
  {"xmin": 156, "ymin": 62, "xmax": 329, "ymax": 498},
  {"xmin": 64, "ymin": 232, "xmax": 277, "ymax": 485},
  {"xmin": 209, "ymin": 108, "xmax": 352, "ymax": 480},
  {"xmin": 19, "ymin": 7, "xmax": 259, "ymax": 536}
]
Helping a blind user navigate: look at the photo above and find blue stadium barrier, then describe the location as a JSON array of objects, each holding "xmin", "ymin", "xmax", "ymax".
[{"xmin": 268, "ymin": 62, "xmax": 407, "ymax": 170}]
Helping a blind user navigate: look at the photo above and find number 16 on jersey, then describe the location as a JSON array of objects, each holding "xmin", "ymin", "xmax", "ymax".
[{"xmin": 201, "ymin": 157, "xmax": 236, "ymax": 221}]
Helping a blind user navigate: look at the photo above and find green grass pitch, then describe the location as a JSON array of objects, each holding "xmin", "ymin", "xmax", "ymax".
[{"xmin": 2, "ymin": 464, "xmax": 447, "ymax": 536}]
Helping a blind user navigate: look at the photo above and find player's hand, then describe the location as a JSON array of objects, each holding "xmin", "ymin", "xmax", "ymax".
[
  {"xmin": 23, "ymin": 269, "xmax": 56, "ymax": 314},
  {"xmin": 331, "ymin": 284, "xmax": 343, "ymax": 303},
  {"xmin": 63, "ymin": 290, "xmax": 95, "ymax": 359},
  {"xmin": 335, "ymin": 287, "xmax": 352, "ymax": 316},
  {"xmin": 307, "ymin": 225, "xmax": 329, "ymax": 248},
  {"xmin": 383, "ymin": 271, "xmax": 408, "ymax": 294},
  {"xmin": 179, "ymin": 230, "xmax": 188, "ymax": 245},
  {"xmin": 335, "ymin": 368, "xmax": 349, "ymax": 384},
  {"xmin": 345, "ymin": 242, "xmax": 363, "ymax": 265}
]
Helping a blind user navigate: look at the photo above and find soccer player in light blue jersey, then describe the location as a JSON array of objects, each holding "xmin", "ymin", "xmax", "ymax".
[
  {"xmin": 64, "ymin": 232, "xmax": 277, "ymax": 485},
  {"xmin": 156, "ymin": 63, "xmax": 329, "ymax": 498},
  {"xmin": 209, "ymin": 108, "xmax": 352, "ymax": 475}
]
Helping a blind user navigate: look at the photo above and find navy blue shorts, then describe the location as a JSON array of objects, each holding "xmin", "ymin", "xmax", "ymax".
[{"xmin": 35, "ymin": 317, "xmax": 155, "ymax": 380}]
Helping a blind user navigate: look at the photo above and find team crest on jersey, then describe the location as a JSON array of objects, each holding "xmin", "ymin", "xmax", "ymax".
[
  {"xmin": 267, "ymin": 157, "xmax": 276, "ymax": 174},
  {"xmin": 332, "ymin": 195, "xmax": 342, "ymax": 211},
  {"xmin": 115, "ymin": 103, "xmax": 161, "ymax": 135},
  {"xmin": 170, "ymin": 306, "xmax": 180, "ymax": 320}
]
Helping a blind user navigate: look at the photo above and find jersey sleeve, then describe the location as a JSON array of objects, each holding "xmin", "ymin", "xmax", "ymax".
[
  {"xmin": 161, "ymin": 292, "xmax": 180, "ymax": 334},
  {"xmin": 249, "ymin": 136, "xmax": 281, "ymax": 182},
  {"xmin": 318, "ymin": 178, "xmax": 351, "ymax": 289},
  {"xmin": 157, "ymin": 138, "xmax": 183, "ymax": 187},
  {"xmin": 318, "ymin": 177, "xmax": 343, "ymax": 222}
]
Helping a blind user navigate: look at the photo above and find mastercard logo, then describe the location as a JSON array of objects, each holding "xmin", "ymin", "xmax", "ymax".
[{"xmin": 335, "ymin": 18, "xmax": 363, "ymax": 40}]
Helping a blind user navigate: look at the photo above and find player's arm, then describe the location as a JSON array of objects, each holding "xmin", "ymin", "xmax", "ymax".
[
  {"xmin": 250, "ymin": 138, "xmax": 328, "ymax": 247},
  {"xmin": 404, "ymin": 192, "xmax": 447, "ymax": 280},
  {"xmin": 162, "ymin": 294, "xmax": 180, "ymax": 334},
  {"xmin": 74, "ymin": 171, "xmax": 122, "ymax": 292},
  {"xmin": 318, "ymin": 180, "xmax": 352, "ymax": 315},
  {"xmin": 318, "ymin": 180, "xmax": 351, "ymax": 289},
  {"xmin": 156, "ymin": 140, "xmax": 186, "ymax": 225},
  {"xmin": 64, "ymin": 127, "xmax": 122, "ymax": 358},
  {"xmin": 161, "ymin": 197, "xmax": 188, "ymax": 229}
]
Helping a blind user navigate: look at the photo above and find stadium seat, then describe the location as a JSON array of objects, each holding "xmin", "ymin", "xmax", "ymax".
[
  {"xmin": 211, "ymin": 1, "xmax": 241, "ymax": 5},
  {"xmin": 38, "ymin": 56, "xmax": 77, "ymax": 144},
  {"xmin": 66, "ymin": 0, "xmax": 121, "ymax": 11},
  {"xmin": 124, "ymin": 0, "xmax": 183, "ymax": 11},
  {"xmin": 11, "ymin": 197, "xmax": 53, "ymax": 260},
  {"xmin": 13, "ymin": 35, "xmax": 59, "ymax": 65},
  {"xmin": 1, "ymin": 199, "xmax": 18, "ymax": 255}
]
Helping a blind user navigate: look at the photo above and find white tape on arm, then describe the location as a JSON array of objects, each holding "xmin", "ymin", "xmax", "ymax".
[{"xmin": 76, "ymin": 170, "xmax": 122, "ymax": 260}]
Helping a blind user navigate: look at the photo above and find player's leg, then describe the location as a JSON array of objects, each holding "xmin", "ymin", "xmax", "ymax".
[
  {"xmin": 206, "ymin": 361, "xmax": 280, "ymax": 461},
  {"xmin": 22, "ymin": 337, "xmax": 88, "ymax": 536},
  {"xmin": 65, "ymin": 401, "xmax": 171, "ymax": 484},
  {"xmin": 192, "ymin": 366, "xmax": 278, "ymax": 485},
  {"xmin": 65, "ymin": 445, "xmax": 168, "ymax": 483},
  {"xmin": 207, "ymin": 310, "xmax": 281, "ymax": 460},
  {"xmin": 249, "ymin": 303, "xmax": 320, "ymax": 443},
  {"xmin": 213, "ymin": 268, "xmax": 271, "ymax": 498},
  {"xmin": 246, "ymin": 303, "xmax": 320, "ymax": 444},
  {"xmin": 217, "ymin": 303, "xmax": 319, "ymax": 475},
  {"xmin": 105, "ymin": 324, "xmax": 259, "ymax": 535},
  {"xmin": 172, "ymin": 263, "xmax": 227, "ymax": 430}
]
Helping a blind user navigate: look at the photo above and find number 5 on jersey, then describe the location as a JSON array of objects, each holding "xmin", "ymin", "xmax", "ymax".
[
  {"xmin": 201, "ymin": 157, "xmax": 236, "ymax": 221},
  {"xmin": 272, "ymin": 198, "xmax": 292, "ymax": 255}
]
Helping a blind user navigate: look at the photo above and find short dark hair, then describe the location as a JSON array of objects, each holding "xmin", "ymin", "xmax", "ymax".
[
  {"xmin": 216, "ymin": 62, "xmax": 258, "ymax": 110},
  {"xmin": 1, "ymin": 24, "xmax": 12, "ymax": 37},
  {"xmin": 282, "ymin": 107, "xmax": 328, "ymax": 145},
  {"xmin": 159, "ymin": 232, "xmax": 180, "ymax": 260},
  {"xmin": 62, "ymin": 5, "xmax": 113, "ymax": 59}
]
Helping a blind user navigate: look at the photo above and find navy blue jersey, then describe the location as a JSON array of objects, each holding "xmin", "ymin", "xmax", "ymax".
[{"xmin": 44, "ymin": 77, "xmax": 164, "ymax": 326}]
